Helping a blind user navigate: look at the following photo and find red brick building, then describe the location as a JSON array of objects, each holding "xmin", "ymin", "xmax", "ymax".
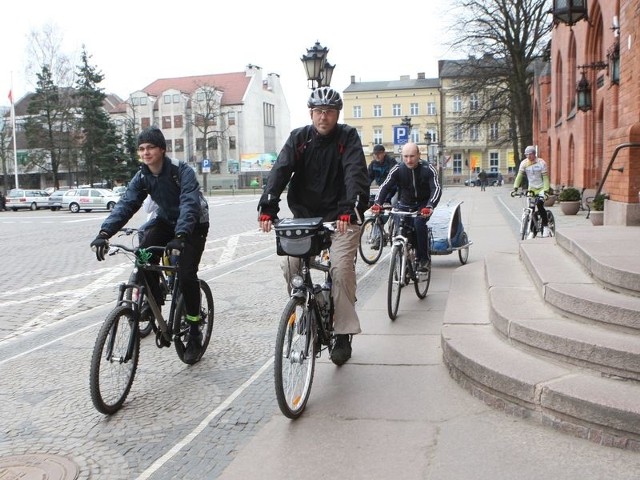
[{"xmin": 533, "ymin": 0, "xmax": 640, "ymax": 225}]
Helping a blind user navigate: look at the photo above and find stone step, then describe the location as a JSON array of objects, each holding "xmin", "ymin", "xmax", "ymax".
[
  {"xmin": 487, "ymin": 250, "xmax": 640, "ymax": 380},
  {"xmin": 520, "ymin": 241, "xmax": 640, "ymax": 332},
  {"xmin": 555, "ymin": 227, "xmax": 640, "ymax": 296},
  {"xmin": 441, "ymin": 261, "xmax": 640, "ymax": 450}
]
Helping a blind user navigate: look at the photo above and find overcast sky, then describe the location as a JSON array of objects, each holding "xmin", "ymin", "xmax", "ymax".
[{"xmin": 3, "ymin": 0, "xmax": 457, "ymax": 128}]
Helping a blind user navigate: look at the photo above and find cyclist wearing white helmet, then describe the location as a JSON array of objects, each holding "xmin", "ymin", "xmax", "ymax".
[
  {"xmin": 257, "ymin": 86, "xmax": 369, "ymax": 366},
  {"xmin": 513, "ymin": 145, "xmax": 552, "ymax": 238}
]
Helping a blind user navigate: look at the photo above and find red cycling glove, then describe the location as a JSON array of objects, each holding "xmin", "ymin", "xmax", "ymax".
[
  {"xmin": 371, "ymin": 204, "xmax": 382, "ymax": 214},
  {"xmin": 258, "ymin": 214, "xmax": 272, "ymax": 222},
  {"xmin": 339, "ymin": 214, "xmax": 351, "ymax": 223},
  {"xmin": 420, "ymin": 207, "xmax": 433, "ymax": 218}
]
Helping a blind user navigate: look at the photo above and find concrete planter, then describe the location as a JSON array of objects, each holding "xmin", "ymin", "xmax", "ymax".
[
  {"xmin": 544, "ymin": 195, "xmax": 557, "ymax": 207},
  {"xmin": 560, "ymin": 201, "xmax": 580, "ymax": 215},
  {"xmin": 590, "ymin": 211, "xmax": 604, "ymax": 225}
]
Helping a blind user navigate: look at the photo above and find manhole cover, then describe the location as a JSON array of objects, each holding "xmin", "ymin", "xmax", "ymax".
[{"xmin": 0, "ymin": 454, "xmax": 80, "ymax": 479}]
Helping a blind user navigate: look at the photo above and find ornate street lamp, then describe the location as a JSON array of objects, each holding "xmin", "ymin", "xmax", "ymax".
[
  {"xmin": 551, "ymin": 0, "xmax": 588, "ymax": 27},
  {"xmin": 576, "ymin": 61, "xmax": 606, "ymax": 112},
  {"xmin": 301, "ymin": 41, "xmax": 335, "ymax": 89}
]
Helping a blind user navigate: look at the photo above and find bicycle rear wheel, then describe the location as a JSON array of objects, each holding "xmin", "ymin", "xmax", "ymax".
[
  {"xmin": 458, "ymin": 232, "xmax": 469, "ymax": 265},
  {"xmin": 521, "ymin": 212, "xmax": 531, "ymax": 240},
  {"xmin": 358, "ymin": 217, "xmax": 384, "ymax": 264},
  {"xmin": 274, "ymin": 296, "xmax": 316, "ymax": 419},
  {"xmin": 414, "ymin": 256, "xmax": 431, "ymax": 299},
  {"xmin": 387, "ymin": 245, "xmax": 403, "ymax": 320},
  {"xmin": 89, "ymin": 305, "xmax": 139, "ymax": 414},
  {"xmin": 173, "ymin": 279, "xmax": 214, "ymax": 364},
  {"xmin": 547, "ymin": 211, "xmax": 556, "ymax": 236},
  {"xmin": 125, "ymin": 270, "xmax": 154, "ymax": 338}
]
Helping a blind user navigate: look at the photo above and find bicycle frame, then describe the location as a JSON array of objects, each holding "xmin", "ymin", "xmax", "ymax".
[{"xmin": 390, "ymin": 212, "xmax": 419, "ymax": 284}]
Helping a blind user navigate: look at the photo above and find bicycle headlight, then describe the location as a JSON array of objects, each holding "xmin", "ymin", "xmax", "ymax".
[{"xmin": 291, "ymin": 275, "xmax": 304, "ymax": 288}]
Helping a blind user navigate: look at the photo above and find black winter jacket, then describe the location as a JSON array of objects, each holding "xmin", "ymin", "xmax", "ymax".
[
  {"xmin": 258, "ymin": 124, "xmax": 369, "ymax": 223},
  {"xmin": 99, "ymin": 156, "xmax": 209, "ymax": 237},
  {"xmin": 375, "ymin": 161, "xmax": 442, "ymax": 210}
]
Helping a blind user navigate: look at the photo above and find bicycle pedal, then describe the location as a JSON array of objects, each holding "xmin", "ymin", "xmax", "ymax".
[{"xmin": 155, "ymin": 331, "xmax": 171, "ymax": 348}]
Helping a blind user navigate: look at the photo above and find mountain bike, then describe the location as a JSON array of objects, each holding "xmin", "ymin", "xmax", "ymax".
[
  {"xmin": 89, "ymin": 230, "xmax": 214, "ymax": 414},
  {"xmin": 511, "ymin": 190, "xmax": 556, "ymax": 240},
  {"xmin": 272, "ymin": 217, "xmax": 337, "ymax": 419},
  {"xmin": 358, "ymin": 204, "xmax": 396, "ymax": 264},
  {"xmin": 387, "ymin": 210, "xmax": 432, "ymax": 320}
]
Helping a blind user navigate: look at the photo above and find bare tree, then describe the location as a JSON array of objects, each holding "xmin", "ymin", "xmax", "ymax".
[
  {"xmin": 24, "ymin": 23, "xmax": 76, "ymax": 90},
  {"xmin": 444, "ymin": 0, "xmax": 551, "ymax": 157}
]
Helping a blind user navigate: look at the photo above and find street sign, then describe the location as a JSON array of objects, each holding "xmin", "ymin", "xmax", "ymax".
[
  {"xmin": 202, "ymin": 158, "xmax": 211, "ymax": 173},
  {"xmin": 393, "ymin": 126, "xmax": 410, "ymax": 145}
]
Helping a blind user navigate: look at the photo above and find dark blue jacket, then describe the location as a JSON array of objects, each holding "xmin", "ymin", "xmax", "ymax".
[
  {"xmin": 368, "ymin": 154, "xmax": 397, "ymax": 186},
  {"xmin": 99, "ymin": 156, "xmax": 209, "ymax": 237}
]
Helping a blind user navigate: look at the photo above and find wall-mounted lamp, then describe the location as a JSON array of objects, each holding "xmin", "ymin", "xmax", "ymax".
[
  {"xmin": 576, "ymin": 62, "xmax": 607, "ymax": 112},
  {"xmin": 608, "ymin": 41, "xmax": 620, "ymax": 85},
  {"xmin": 551, "ymin": 0, "xmax": 588, "ymax": 27}
]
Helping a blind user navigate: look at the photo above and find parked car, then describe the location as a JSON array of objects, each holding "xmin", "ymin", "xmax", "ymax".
[
  {"xmin": 464, "ymin": 172, "xmax": 503, "ymax": 187},
  {"xmin": 62, "ymin": 188, "xmax": 121, "ymax": 213},
  {"xmin": 112, "ymin": 185, "xmax": 127, "ymax": 195},
  {"xmin": 5, "ymin": 189, "xmax": 50, "ymax": 211},
  {"xmin": 48, "ymin": 189, "xmax": 76, "ymax": 211}
]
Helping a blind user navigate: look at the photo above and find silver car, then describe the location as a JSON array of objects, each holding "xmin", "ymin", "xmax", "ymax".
[
  {"xmin": 62, "ymin": 188, "xmax": 121, "ymax": 213},
  {"xmin": 5, "ymin": 189, "xmax": 50, "ymax": 211}
]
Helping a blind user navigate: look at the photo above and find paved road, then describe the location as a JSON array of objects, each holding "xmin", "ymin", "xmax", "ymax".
[{"xmin": 1, "ymin": 187, "xmax": 638, "ymax": 479}]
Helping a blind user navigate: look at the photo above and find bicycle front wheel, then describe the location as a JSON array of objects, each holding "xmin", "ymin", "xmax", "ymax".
[
  {"xmin": 521, "ymin": 212, "xmax": 530, "ymax": 240},
  {"xmin": 89, "ymin": 305, "xmax": 140, "ymax": 414},
  {"xmin": 358, "ymin": 217, "xmax": 384, "ymax": 264},
  {"xmin": 547, "ymin": 211, "xmax": 556, "ymax": 237},
  {"xmin": 387, "ymin": 245, "xmax": 403, "ymax": 320},
  {"xmin": 174, "ymin": 279, "xmax": 215, "ymax": 364},
  {"xmin": 458, "ymin": 232, "xmax": 470, "ymax": 265},
  {"xmin": 274, "ymin": 296, "xmax": 316, "ymax": 419}
]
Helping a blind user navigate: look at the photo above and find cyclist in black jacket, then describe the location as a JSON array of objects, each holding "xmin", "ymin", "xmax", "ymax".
[
  {"xmin": 257, "ymin": 87, "xmax": 369, "ymax": 366},
  {"xmin": 372, "ymin": 142, "xmax": 442, "ymax": 272}
]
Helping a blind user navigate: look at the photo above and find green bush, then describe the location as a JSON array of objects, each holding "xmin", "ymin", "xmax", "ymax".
[
  {"xmin": 558, "ymin": 187, "xmax": 581, "ymax": 201},
  {"xmin": 591, "ymin": 193, "xmax": 606, "ymax": 211}
]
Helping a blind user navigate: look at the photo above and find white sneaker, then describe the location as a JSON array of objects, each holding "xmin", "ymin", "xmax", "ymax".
[
  {"xmin": 542, "ymin": 227, "xmax": 552, "ymax": 238},
  {"xmin": 526, "ymin": 232, "xmax": 535, "ymax": 240}
]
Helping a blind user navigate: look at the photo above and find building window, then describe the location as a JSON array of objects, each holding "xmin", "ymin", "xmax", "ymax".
[
  {"xmin": 174, "ymin": 115, "xmax": 183, "ymax": 128},
  {"xmin": 489, "ymin": 122, "xmax": 499, "ymax": 140},
  {"xmin": 263, "ymin": 103, "xmax": 275, "ymax": 126},
  {"xmin": 164, "ymin": 95, "xmax": 172, "ymax": 104},
  {"xmin": 373, "ymin": 128, "xmax": 383, "ymax": 145},
  {"xmin": 166, "ymin": 139, "xmax": 173, "ymax": 152},
  {"xmin": 228, "ymin": 112, "xmax": 236, "ymax": 126},
  {"xmin": 131, "ymin": 97, "xmax": 139, "ymax": 106},
  {"xmin": 141, "ymin": 117, "xmax": 151, "ymax": 129},
  {"xmin": 470, "ymin": 124, "xmax": 479, "ymax": 141},
  {"xmin": 229, "ymin": 136, "xmax": 236, "ymax": 150},
  {"xmin": 373, "ymin": 105, "xmax": 382, "ymax": 117},
  {"xmin": 411, "ymin": 128, "xmax": 419, "ymax": 143},
  {"xmin": 469, "ymin": 93, "xmax": 479, "ymax": 111},
  {"xmin": 208, "ymin": 136, "xmax": 218, "ymax": 150},
  {"xmin": 453, "ymin": 124, "xmax": 463, "ymax": 141},
  {"xmin": 453, "ymin": 95, "xmax": 462, "ymax": 113},
  {"xmin": 162, "ymin": 116, "xmax": 172, "ymax": 129},
  {"xmin": 175, "ymin": 138, "xmax": 184, "ymax": 152},
  {"xmin": 196, "ymin": 137, "xmax": 205, "ymax": 152},
  {"xmin": 392, "ymin": 104, "xmax": 401, "ymax": 116},
  {"xmin": 410, "ymin": 103, "xmax": 419, "ymax": 115},
  {"xmin": 427, "ymin": 102, "xmax": 436, "ymax": 115},
  {"xmin": 140, "ymin": 97, "xmax": 147, "ymax": 106},
  {"xmin": 453, "ymin": 153, "xmax": 462, "ymax": 174},
  {"xmin": 172, "ymin": 94, "xmax": 180, "ymax": 103},
  {"xmin": 489, "ymin": 152, "xmax": 499, "ymax": 171},
  {"xmin": 353, "ymin": 105, "xmax": 362, "ymax": 118}
]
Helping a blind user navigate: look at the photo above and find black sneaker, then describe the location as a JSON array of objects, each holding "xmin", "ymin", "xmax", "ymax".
[
  {"xmin": 184, "ymin": 330, "xmax": 203, "ymax": 364},
  {"xmin": 418, "ymin": 260, "xmax": 430, "ymax": 273},
  {"xmin": 330, "ymin": 334, "xmax": 352, "ymax": 366}
]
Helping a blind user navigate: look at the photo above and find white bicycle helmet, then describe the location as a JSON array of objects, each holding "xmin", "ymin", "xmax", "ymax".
[{"xmin": 307, "ymin": 87, "xmax": 343, "ymax": 111}]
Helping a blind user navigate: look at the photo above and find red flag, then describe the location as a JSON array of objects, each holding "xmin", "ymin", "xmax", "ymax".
[{"xmin": 8, "ymin": 89, "xmax": 13, "ymax": 104}]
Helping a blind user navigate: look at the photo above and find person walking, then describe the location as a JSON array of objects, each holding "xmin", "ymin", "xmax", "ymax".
[
  {"xmin": 89, "ymin": 126, "xmax": 210, "ymax": 363},
  {"xmin": 257, "ymin": 86, "xmax": 370, "ymax": 366},
  {"xmin": 371, "ymin": 142, "xmax": 442, "ymax": 272},
  {"xmin": 513, "ymin": 145, "xmax": 551, "ymax": 238},
  {"xmin": 478, "ymin": 169, "xmax": 488, "ymax": 191}
]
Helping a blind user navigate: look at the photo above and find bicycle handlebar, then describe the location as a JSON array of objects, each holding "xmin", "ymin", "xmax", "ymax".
[{"xmin": 510, "ymin": 190, "xmax": 548, "ymax": 199}]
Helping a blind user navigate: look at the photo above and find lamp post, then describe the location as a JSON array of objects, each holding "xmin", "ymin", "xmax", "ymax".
[
  {"xmin": 425, "ymin": 132, "xmax": 444, "ymax": 186},
  {"xmin": 301, "ymin": 41, "xmax": 335, "ymax": 89}
]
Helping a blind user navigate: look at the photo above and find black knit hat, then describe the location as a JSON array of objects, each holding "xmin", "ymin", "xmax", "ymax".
[
  {"xmin": 138, "ymin": 126, "xmax": 166, "ymax": 150},
  {"xmin": 373, "ymin": 144, "xmax": 385, "ymax": 153}
]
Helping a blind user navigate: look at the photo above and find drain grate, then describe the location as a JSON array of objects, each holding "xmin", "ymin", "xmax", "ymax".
[{"xmin": 0, "ymin": 454, "xmax": 80, "ymax": 479}]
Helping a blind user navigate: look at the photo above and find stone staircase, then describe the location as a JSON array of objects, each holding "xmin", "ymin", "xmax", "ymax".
[{"xmin": 442, "ymin": 226, "xmax": 640, "ymax": 451}]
